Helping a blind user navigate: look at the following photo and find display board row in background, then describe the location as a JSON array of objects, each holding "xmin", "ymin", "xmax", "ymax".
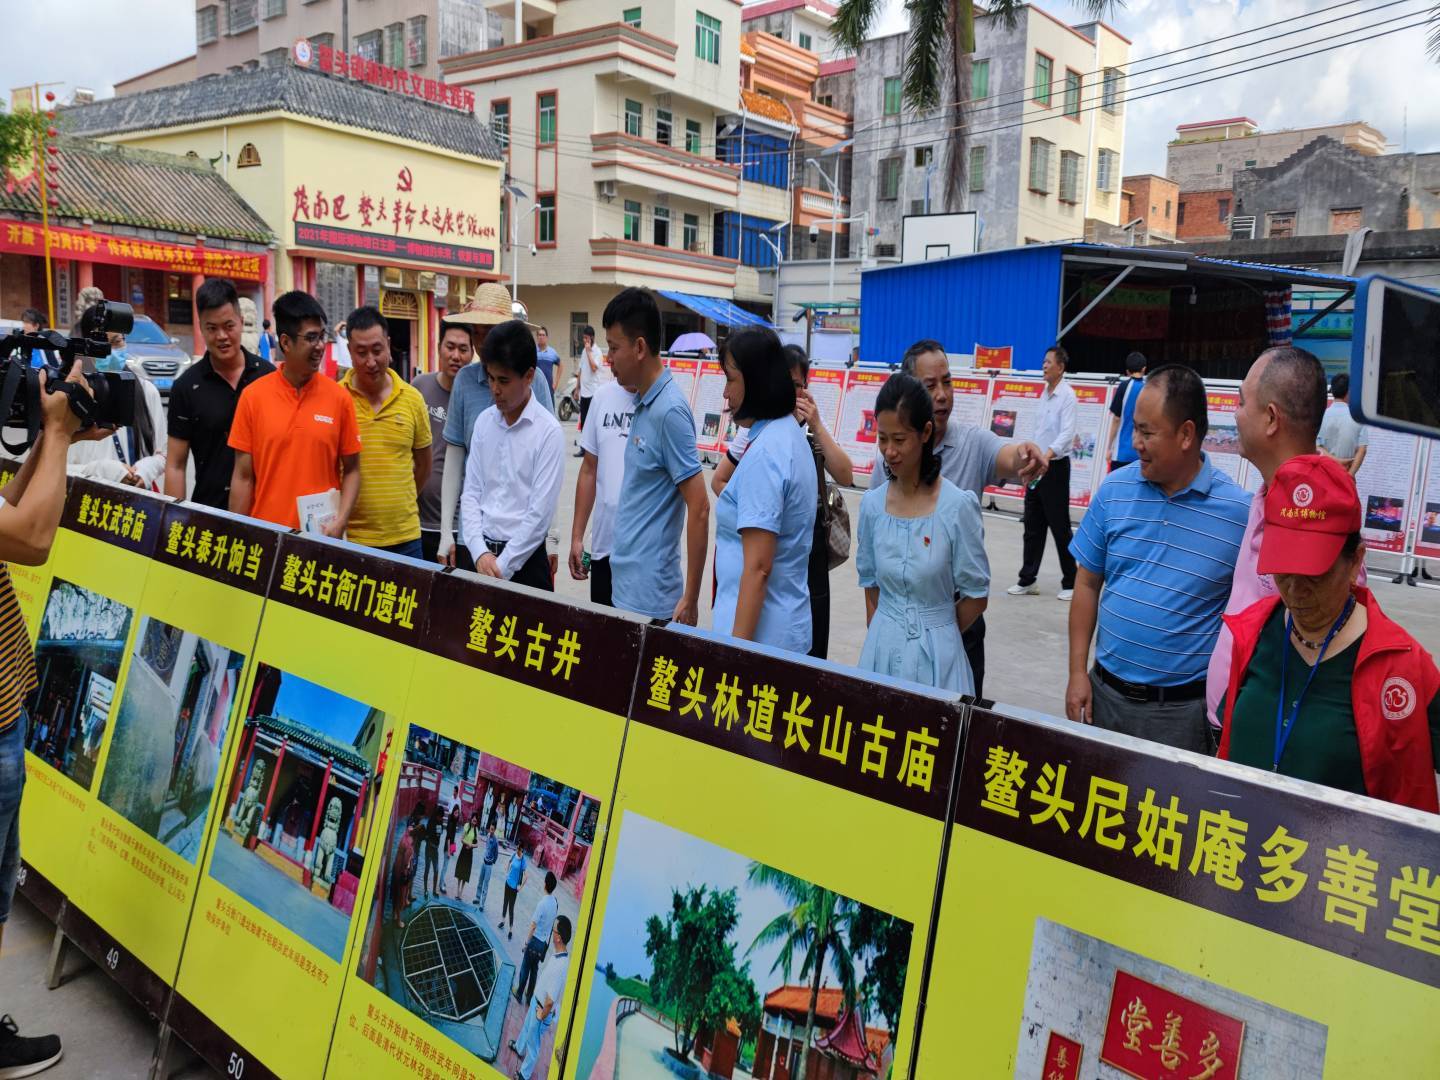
[
  {"xmin": 11, "ymin": 475, "xmax": 1440, "ymax": 1080},
  {"xmin": 660, "ymin": 359, "xmax": 1440, "ymax": 567}
]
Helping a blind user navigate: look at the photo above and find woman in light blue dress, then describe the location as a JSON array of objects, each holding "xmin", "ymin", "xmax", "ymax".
[{"xmin": 857, "ymin": 374, "xmax": 990, "ymax": 693}]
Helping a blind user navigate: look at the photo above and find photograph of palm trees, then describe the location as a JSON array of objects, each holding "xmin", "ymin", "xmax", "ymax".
[{"xmin": 576, "ymin": 812, "xmax": 911, "ymax": 1080}]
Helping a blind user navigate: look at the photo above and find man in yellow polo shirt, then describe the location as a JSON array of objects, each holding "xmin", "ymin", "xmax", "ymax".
[{"xmin": 340, "ymin": 306, "xmax": 432, "ymax": 557}]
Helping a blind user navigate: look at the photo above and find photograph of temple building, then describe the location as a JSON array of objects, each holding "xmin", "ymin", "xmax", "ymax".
[
  {"xmin": 24, "ymin": 577, "xmax": 134, "ymax": 793},
  {"xmin": 577, "ymin": 813, "xmax": 909, "ymax": 1080},
  {"xmin": 209, "ymin": 662, "xmax": 387, "ymax": 963},
  {"xmin": 355, "ymin": 725, "xmax": 599, "ymax": 1079},
  {"xmin": 97, "ymin": 617, "xmax": 246, "ymax": 862}
]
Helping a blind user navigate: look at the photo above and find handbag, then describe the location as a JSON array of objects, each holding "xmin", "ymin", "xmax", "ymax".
[{"xmin": 812, "ymin": 434, "xmax": 852, "ymax": 571}]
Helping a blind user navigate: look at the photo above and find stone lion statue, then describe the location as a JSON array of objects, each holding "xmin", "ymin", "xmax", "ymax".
[
  {"xmin": 238, "ymin": 296, "xmax": 260, "ymax": 355},
  {"xmin": 310, "ymin": 796, "xmax": 343, "ymax": 889},
  {"xmin": 234, "ymin": 760, "xmax": 266, "ymax": 842}
]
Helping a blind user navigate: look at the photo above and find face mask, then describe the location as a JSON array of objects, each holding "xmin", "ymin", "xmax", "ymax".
[{"xmin": 97, "ymin": 352, "xmax": 127, "ymax": 373}]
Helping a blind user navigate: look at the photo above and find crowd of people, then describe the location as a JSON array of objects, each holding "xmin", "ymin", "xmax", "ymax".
[{"xmin": 20, "ymin": 278, "xmax": 1440, "ymax": 820}]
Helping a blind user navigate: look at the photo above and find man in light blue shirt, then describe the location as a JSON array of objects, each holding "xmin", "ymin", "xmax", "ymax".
[
  {"xmin": 604, "ymin": 289, "xmax": 710, "ymax": 623},
  {"xmin": 1066, "ymin": 364, "xmax": 1251, "ymax": 753},
  {"xmin": 534, "ymin": 326, "xmax": 561, "ymax": 403}
]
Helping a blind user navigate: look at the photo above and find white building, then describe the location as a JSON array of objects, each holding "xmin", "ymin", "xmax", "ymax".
[
  {"xmin": 850, "ymin": 4, "xmax": 1131, "ymax": 255},
  {"xmin": 442, "ymin": 0, "xmax": 758, "ymax": 357}
]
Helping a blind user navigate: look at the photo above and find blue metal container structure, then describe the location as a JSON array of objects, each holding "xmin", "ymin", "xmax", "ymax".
[
  {"xmin": 859, "ymin": 243, "xmax": 1353, "ymax": 376},
  {"xmin": 860, "ymin": 245, "xmax": 1065, "ymax": 371}
]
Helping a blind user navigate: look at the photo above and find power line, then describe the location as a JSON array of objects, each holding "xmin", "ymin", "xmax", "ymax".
[
  {"xmin": 481, "ymin": 0, "xmax": 1411, "ymax": 160},
  {"xmin": 492, "ymin": 7, "xmax": 1430, "ymax": 176}
]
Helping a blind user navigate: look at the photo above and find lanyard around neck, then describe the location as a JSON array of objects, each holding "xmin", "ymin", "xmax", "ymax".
[{"xmin": 1273, "ymin": 596, "xmax": 1354, "ymax": 771}]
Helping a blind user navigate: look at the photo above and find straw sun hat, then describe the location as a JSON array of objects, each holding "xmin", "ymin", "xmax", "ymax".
[{"xmin": 445, "ymin": 282, "xmax": 536, "ymax": 328}]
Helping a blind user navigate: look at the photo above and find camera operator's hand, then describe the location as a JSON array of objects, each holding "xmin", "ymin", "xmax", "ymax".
[
  {"xmin": 38, "ymin": 368, "xmax": 85, "ymax": 440},
  {"xmin": 119, "ymin": 466, "xmax": 143, "ymax": 487}
]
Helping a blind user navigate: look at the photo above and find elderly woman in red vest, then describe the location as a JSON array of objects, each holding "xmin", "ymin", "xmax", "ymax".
[{"xmin": 1217, "ymin": 455, "xmax": 1439, "ymax": 812}]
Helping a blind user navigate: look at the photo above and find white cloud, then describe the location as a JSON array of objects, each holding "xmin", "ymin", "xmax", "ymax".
[
  {"xmin": 872, "ymin": 0, "xmax": 1440, "ymax": 173},
  {"xmin": 4, "ymin": 0, "xmax": 193, "ymax": 104}
]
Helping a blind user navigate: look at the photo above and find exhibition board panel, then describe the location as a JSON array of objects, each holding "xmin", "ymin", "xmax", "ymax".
[
  {"xmin": 68, "ymin": 502, "xmax": 281, "ymax": 1016},
  {"xmin": 920, "ymin": 707, "xmax": 1440, "ymax": 1077},
  {"xmin": 170, "ymin": 534, "xmax": 434, "ymax": 1080},
  {"xmin": 326, "ymin": 572, "xmax": 643, "ymax": 1080},
  {"xmin": 19, "ymin": 480, "xmax": 164, "ymax": 911},
  {"xmin": 562, "ymin": 627, "xmax": 963, "ymax": 1080}
]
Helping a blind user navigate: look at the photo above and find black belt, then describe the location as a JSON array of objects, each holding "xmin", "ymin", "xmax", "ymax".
[
  {"xmin": 483, "ymin": 536, "xmax": 508, "ymax": 556},
  {"xmin": 1095, "ymin": 662, "xmax": 1205, "ymax": 704}
]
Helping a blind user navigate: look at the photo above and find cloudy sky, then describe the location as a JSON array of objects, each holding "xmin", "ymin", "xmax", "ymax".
[{"xmin": 6, "ymin": 0, "xmax": 1439, "ymax": 175}]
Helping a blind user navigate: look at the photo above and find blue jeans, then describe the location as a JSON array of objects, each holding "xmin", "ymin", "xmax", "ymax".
[
  {"xmin": 378, "ymin": 538, "xmax": 424, "ymax": 560},
  {"xmin": 0, "ymin": 715, "xmax": 26, "ymax": 923},
  {"xmin": 517, "ymin": 1001, "xmax": 555, "ymax": 1080},
  {"xmin": 477, "ymin": 860, "xmax": 494, "ymax": 908}
]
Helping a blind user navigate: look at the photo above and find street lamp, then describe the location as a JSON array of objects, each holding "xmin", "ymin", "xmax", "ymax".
[
  {"xmin": 805, "ymin": 138, "xmax": 851, "ymax": 308},
  {"xmin": 504, "ymin": 182, "xmax": 541, "ymax": 309}
]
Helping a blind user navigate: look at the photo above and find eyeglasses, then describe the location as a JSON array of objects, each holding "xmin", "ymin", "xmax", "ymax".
[{"xmin": 295, "ymin": 331, "xmax": 326, "ymax": 345}]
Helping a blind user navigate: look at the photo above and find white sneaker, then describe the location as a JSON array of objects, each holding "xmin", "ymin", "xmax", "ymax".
[
  {"xmin": 1007, "ymin": 583, "xmax": 1039, "ymax": 596},
  {"xmin": 1057, "ymin": 589, "xmax": 1074, "ymax": 601}
]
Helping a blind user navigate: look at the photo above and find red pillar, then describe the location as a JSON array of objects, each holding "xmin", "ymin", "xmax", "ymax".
[
  {"xmin": 76, "ymin": 261, "xmax": 93, "ymax": 293},
  {"xmin": 262, "ymin": 254, "xmax": 276, "ymax": 323},
  {"xmin": 259, "ymin": 737, "xmax": 288, "ymax": 830},
  {"xmin": 346, "ymin": 776, "xmax": 369, "ymax": 851},
  {"xmin": 354, "ymin": 264, "xmax": 365, "ymax": 310},
  {"xmin": 306, "ymin": 757, "xmax": 335, "ymax": 854}
]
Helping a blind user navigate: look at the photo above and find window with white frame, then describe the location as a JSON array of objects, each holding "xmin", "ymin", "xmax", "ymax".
[
  {"xmin": 624, "ymin": 200, "xmax": 642, "ymax": 241},
  {"xmin": 197, "ymin": 5, "xmax": 219, "ymax": 44},
  {"xmin": 1058, "ymin": 151, "xmax": 1081, "ymax": 203},
  {"xmin": 1028, "ymin": 138, "xmax": 1054, "ymax": 194},
  {"xmin": 1096, "ymin": 148, "xmax": 1117, "ymax": 192},
  {"xmin": 624, "ymin": 99, "xmax": 643, "ymax": 137},
  {"xmin": 656, "ymin": 108, "xmax": 673, "ymax": 146},
  {"xmin": 683, "ymin": 213, "xmax": 700, "ymax": 251},
  {"xmin": 653, "ymin": 206, "xmax": 671, "ymax": 247}
]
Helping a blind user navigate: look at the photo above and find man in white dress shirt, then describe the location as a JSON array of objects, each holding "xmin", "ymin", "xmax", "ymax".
[
  {"xmin": 1010, "ymin": 344, "xmax": 1079, "ymax": 601},
  {"xmin": 459, "ymin": 320, "xmax": 564, "ymax": 592}
]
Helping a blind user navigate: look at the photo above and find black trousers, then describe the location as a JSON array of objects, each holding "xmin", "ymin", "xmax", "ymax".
[
  {"xmin": 962, "ymin": 613, "xmax": 986, "ymax": 700},
  {"xmin": 485, "ymin": 538, "xmax": 553, "ymax": 592},
  {"xmin": 589, "ymin": 555, "xmax": 613, "ymax": 608},
  {"xmin": 1018, "ymin": 456, "xmax": 1076, "ymax": 590},
  {"xmin": 420, "ymin": 530, "xmax": 477, "ymax": 572},
  {"xmin": 579, "ymin": 394, "xmax": 592, "ymax": 430}
]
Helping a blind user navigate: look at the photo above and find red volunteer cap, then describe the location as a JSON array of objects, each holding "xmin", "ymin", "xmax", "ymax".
[{"xmin": 1257, "ymin": 454, "xmax": 1362, "ymax": 576}]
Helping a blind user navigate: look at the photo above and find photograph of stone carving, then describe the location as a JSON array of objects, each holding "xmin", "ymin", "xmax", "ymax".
[
  {"xmin": 25, "ymin": 577, "xmax": 135, "ymax": 793},
  {"xmin": 97, "ymin": 617, "xmax": 246, "ymax": 862}
]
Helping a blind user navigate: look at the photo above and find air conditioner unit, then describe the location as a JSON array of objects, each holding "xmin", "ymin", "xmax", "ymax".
[
  {"xmin": 597, "ymin": 180, "xmax": 616, "ymax": 201},
  {"xmin": 655, "ymin": 93, "xmax": 672, "ymax": 108},
  {"xmin": 1230, "ymin": 215, "xmax": 1256, "ymax": 240}
]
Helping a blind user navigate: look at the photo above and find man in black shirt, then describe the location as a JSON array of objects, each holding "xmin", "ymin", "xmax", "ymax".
[{"xmin": 165, "ymin": 279, "xmax": 274, "ymax": 507}]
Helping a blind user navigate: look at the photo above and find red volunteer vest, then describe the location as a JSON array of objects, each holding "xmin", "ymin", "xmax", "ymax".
[{"xmin": 1217, "ymin": 588, "xmax": 1439, "ymax": 814}]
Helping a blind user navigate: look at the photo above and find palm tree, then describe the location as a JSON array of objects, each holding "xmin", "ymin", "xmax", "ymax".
[
  {"xmin": 746, "ymin": 864, "xmax": 858, "ymax": 1080},
  {"xmin": 833, "ymin": 0, "xmax": 1116, "ymax": 205}
]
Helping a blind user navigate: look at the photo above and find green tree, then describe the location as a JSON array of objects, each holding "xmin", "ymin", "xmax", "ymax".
[
  {"xmin": 644, "ymin": 885, "xmax": 760, "ymax": 1060},
  {"xmin": 0, "ymin": 108, "xmax": 45, "ymax": 174},
  {"xmin": 848, "ymin": 906, "xmax": 912, "ymax": 1039},
  {"xmin": 833, "ymin": 0, "xmax": 1115, "ymax": 204},
  {"xmin": 746, "ymin": 865, "xmax": 859, "ymax": 1080}
]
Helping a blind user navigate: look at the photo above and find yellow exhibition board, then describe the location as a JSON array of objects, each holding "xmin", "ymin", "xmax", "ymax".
[
  {"xmin": 19, "ymin": 480, "xmax": 164, "ymax": 911},
  {"xmin": 325, "ymin": 572, "xmax": 643, "ymax": 1080},
  {"xmin": 170, "ymin": 533, "xmax": 434, "ymax": 1080},
  {"xmin": 562, "ymin": 627, "xmax": 963, "ymax": 1080},
  {"xmin": 920, "ymin": 707, "xmax": 1440, "ymax": 1079},
  {"xmin": 66, "ymin": 501, "xmax": 281, "ymax": 1014}
]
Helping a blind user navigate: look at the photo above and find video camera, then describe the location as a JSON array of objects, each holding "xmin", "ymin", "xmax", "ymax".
[{"xmin": 0, "ymin": 300, "xmax": 138, "ymax": 453}]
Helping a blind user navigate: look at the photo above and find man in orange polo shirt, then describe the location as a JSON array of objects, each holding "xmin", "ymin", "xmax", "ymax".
[{"xmin": 229, "ymin": 291, "xmax": 361, "ymax": 534}]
